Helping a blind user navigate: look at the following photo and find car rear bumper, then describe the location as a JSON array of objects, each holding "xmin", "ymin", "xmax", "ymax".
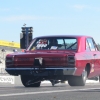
[{"xmin": 5, "ymin": 67, "xmax": 77, "ymax": 76}]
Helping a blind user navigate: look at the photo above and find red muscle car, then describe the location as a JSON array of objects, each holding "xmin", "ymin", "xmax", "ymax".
[{"xmin": 5, "ymin": 35, "xmax": 100, "ymax": 87}]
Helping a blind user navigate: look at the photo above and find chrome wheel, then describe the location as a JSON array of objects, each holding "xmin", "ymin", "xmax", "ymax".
[{"xmin": 82, "ymin": 69, "xmax": 87, "ymax": 82}]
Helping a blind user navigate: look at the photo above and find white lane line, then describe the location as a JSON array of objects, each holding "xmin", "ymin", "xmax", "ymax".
[{"xmin": 0, "ymin": 88, "xmax": 99, "ymax": 97}]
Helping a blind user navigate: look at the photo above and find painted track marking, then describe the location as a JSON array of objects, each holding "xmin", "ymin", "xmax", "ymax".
[{"xmin": 0, "ymin": 88, "xmax": 100, "ymax": 97}]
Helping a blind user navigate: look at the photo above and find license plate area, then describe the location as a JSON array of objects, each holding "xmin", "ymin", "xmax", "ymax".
[{"xmin": 34, "ymin": 58, "xmax": 43, "ymax": 66}]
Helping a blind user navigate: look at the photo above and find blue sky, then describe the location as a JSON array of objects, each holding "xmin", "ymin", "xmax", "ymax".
[{"xmin": 0, "ymin": 0, "xmax": 100, "ymax": 43}]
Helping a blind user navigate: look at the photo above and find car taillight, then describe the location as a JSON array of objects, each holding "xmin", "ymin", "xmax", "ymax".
[
  {"xmin": 6, "ymin": 56, "xmax": 14, "ymax": 65},
  {"xmin": 67, "ymin": 56, "xmax": 75, "ymax": 66}
]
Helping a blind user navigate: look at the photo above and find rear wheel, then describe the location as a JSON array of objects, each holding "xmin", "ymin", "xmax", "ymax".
[
  {"xmin": 20, "ymin": 75, "xmax": 41, "ymax": 87},
  {"xmin": 68, "ymin": 68, "xmax": 87, "ymax": 86}
]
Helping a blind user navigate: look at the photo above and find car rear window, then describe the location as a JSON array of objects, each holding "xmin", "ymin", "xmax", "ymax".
[{"xmin": 27, "ymin": 37, "xmax": 77, "ymax": 51}]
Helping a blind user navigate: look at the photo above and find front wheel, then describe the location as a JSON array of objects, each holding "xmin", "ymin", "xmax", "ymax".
[
  {"xmin": 20, "ymin": 75, "xmax": 41, "ymax": 87},
  {"xmin": 99, "ymin": 76, "xmax": 100, "ymax": 82},
  {"xmin": 68, "ymin": 68, "xmax": 87, "ymax": 86}
]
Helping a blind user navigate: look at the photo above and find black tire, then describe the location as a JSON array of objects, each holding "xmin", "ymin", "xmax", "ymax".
[
  {"xmin": 68, "ymin": 68, "xmax": 87, "ymax": 86},
  {"xmin": 20, "ymin": 75, "xmax": 41, "ymax": 87}
]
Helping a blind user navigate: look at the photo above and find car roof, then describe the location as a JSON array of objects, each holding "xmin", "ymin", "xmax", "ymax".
[{"xmin": 34, "ymin": 35, "xmax": 92, "ymax": 39}]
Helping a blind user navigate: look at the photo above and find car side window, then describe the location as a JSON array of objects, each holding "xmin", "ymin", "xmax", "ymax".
[
  {"xmin": 86, "ymin": 40, "xmax": 90, "ymax": 51},
  {"xmin": 92, "ymin": 39, "xmax": 98, "ymax": 51},
  {"xmin": 87, "ymin": 38, "xmax": 96, "ymax": 51}
]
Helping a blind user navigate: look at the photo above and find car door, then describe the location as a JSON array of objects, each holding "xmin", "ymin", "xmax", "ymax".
[
  {"xmin": 87, "ymin": 38, "xmax": 100, "ymax": 77},
  {"xmin": 92, "ymin": 39, "xmax": 100, "ymax": 75}
]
